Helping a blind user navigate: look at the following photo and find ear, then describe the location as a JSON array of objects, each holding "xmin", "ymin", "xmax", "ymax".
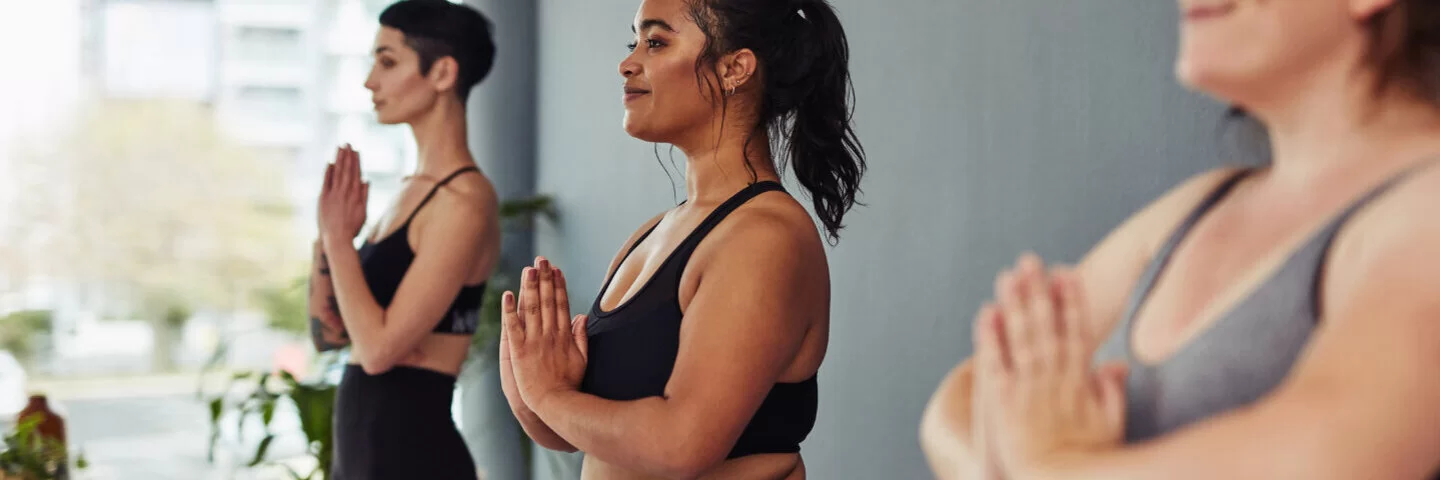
[
  {"xmin": 428, "ymin": 56, "xmax": 461, "ymax": 96},
  {"xmin": 1350, "ymin": 0, "xmax": 1396, "ymax": 20},
  {"xmin": 716, "ymin": 48, "xmax": 758, "ymax": 94}
]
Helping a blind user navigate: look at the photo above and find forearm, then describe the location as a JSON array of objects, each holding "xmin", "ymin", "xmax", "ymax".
[
  {"xmin": 320, "ymin": 234, "xmax": 392, "ymax": 369},
  {"xmin": 921, "ymin": 360, "xmax": 1003, "ymax": 480},
  {"xmin": 1034, "ymin": 400, "xmax": 1359, "ymax": 480},
  {"xmin": 308, "ymin": 240, "xmax": 348, "ymax": 351},
  {"xmin": 532, "ymin": 390, "xmax": 709, "ymax": 478},
  {"xmin": 512, "ymin": 404, "xmax": 577, "ymax": 452}
]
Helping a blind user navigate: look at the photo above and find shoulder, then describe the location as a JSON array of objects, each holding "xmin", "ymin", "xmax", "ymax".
[
  {"xmin": 1345, "ymin": 161, "xmax": 1440, "ymax": 236},
  {"xmin": 698, "ymin": 191, "xmax": 824, "ymax": 276},
  {"xmin": 430, "ymin": 169, "xmax": 498, "ymax": 216},
  {"xmin": 1121, "ymin": 165, "xmax": 1250, "ymax": 252},
  {"xmin": 1325, "ymin": 163, "xmax": 1440, "ymax": 307},
  {"xmin": 413, "ymin": 169, "xmax": 497, "ymax": 240}
]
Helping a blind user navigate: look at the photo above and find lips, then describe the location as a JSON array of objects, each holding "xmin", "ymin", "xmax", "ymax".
[
  {"xmin": 1183, "ymin": 2, "xmax": 1235, "ymax": 20},
  {"xmin": 623, "ymin": 86, "xmax": 651, "ymax": 103}
]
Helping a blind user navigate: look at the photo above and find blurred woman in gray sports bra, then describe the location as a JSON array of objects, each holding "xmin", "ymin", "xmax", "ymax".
[{"xmin": 922, "ymin": 0, "xmax": 1440, "ymax": 478}]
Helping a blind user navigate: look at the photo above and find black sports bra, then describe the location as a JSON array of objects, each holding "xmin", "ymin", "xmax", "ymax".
[
  {"xmin": 579, "ymin": 181, "xmax": 819, "ymax": 459},
  {"xmin": 358, "ymin": 166, "xmax": 486, "ymax": 335}
]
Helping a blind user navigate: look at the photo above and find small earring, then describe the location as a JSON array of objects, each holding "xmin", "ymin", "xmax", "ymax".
[{"xmin": 726, "ymin": 85, "xmax": 737, "ymax": 97}]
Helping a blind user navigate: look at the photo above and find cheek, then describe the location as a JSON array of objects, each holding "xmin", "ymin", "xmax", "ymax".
[
  {"xmin": 1178, "ymin": 0, "xmax": 1352, "ymax": 88},
  {"xmin": 1177, "ymin": 14, "xmax": 1281, "ymax": 87},
  {"xmin": 651, "ymin": 59, "xmax": 713, "ymax": 118}
]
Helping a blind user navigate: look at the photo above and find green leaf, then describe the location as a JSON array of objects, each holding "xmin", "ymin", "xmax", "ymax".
[
  {"xmin": 262, "ymin": 399, "xmax": 276, "ymax": 427},
  {"xmin": 279, "ymin": 369, "xmax": 298, "ymax": 386},
  {"xmin": 255, "ymin": 371, "xmax": 272, "ymax": 395},
  {"xmin": 207, "ymin": 428, "xmax": 220, "ymax": 464},
  {"xmin": 248, "ymin": 434, "xmax": 276, "ymax": 467}
]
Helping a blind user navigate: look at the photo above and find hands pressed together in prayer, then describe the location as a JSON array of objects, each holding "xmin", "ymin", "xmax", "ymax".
[
  {"xmin": 969, "ymin": 254, "xmax": 1129, "ymax": 479},
  {"xmin": 501, "ymin": 257, "xmax": 590, "ymax": 414}
]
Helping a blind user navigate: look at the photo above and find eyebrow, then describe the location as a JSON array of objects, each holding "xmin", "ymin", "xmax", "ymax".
[
  {"xmin": 631, "ymin": 18, "xmax": 677, "ymax": 34},
  {"xmin": 374, "ymin": 46, "xmax": 392, "ymax": 55}
]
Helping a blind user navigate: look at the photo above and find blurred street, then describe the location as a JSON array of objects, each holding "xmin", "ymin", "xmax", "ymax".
[{"xmin": 34, "ymin": 374, "xmax": 312, "ymax": 480}]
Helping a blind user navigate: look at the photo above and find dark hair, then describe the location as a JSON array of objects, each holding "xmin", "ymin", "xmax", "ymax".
[
  {"xmin": 379, "ymin": 0, "xmax": 497, "ymax": 102},
  {"xmin": 1365, "ymin": 0, "xmax": 1440, "ymax": 100},
  {"xmin": 686, "ymin": 0, "xmax": 866, "ymax": 244}
]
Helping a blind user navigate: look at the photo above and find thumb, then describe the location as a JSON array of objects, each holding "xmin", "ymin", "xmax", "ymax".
[
  {"xmin": 572, "ymin": 314, "xmax": 589, "ymax": 360},
  {"xmin": 1095, "ymin": 362, "xmax": 1129, "ymax": 427}
]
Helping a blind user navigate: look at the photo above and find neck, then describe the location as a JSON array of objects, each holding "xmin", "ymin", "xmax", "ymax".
[
  {"xmin": 673, "ymin": 118, "xmax": 780, "ymax": 206},
  {"xmin": 407, "ymin": 96, "xmax": 474, "ymax": 176},
  {"xmin": 1244, "ymin": 61, "xmax": 1440, "ymax": 184}
]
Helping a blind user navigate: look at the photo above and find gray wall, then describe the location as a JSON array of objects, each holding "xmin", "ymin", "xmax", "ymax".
[{"xmin": 534, "ymin": 2, "xmax": 1227, "ymax": 478}]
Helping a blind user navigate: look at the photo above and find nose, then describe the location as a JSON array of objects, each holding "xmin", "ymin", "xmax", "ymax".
[
  {"xmin": 364, "ymin": 68, "xmax": 380, "ymax": 93},
  {"xmin": 618, "ymin": 51, "xmax": 640, "ymax": 79}
]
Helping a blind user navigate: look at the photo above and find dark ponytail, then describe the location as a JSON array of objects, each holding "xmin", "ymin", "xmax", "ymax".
[{"xmin": 688, "ymin": 0, "xmax": 866, "ymax": 244}]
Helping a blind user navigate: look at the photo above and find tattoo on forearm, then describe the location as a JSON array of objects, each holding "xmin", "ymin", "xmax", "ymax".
[
  {"xmin": 326, "ymin": 295, "xmax": 340, "ymax": 319},
  {"xmin": 318, "ymin": 253, "xmax": 331, "ymax": 276},
  {"xmin": 310, "ymin": 316, "xmax": 345, "ymax": 351}
]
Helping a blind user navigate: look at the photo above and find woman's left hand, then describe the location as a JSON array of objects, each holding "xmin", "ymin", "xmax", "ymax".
[
  {"xmin": 318, "ymin": 145, "xmax": 369, "ymax": 242},
  {"xmin": 976, "ymin": 254, "xmax": 1129, "ymax": 478},
  {"xmin": 505, "ymin": 257, "xmax": 589, "ymax": 411}
]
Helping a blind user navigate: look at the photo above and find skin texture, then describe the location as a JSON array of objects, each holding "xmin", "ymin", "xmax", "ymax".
[
  {"xmin": 498, "ymin": 0, "xmax": 833, "ymax": 478},
  {"xmin": 923, "ymin": 0, "xmax": 1440, "ymax": 478},
  {"xmin": 308, "ymin": 26, "xmax": 500, "ymax": 379}
]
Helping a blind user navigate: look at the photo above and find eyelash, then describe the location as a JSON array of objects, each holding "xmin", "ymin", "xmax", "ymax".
[{"xmin": 626, "ymin": 38, "xmax": 666, "ymax": 52}]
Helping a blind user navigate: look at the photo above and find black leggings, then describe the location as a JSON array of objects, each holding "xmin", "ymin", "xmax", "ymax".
[{"xmin": 331, "ymin": 364, "xmax": 475, "ymax": 480}]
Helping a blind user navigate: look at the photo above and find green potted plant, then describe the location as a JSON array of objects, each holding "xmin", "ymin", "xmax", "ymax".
[
  {"xmin": 0, "ymin": 414, "xmax": 86, "ymax": 480},
  {"xmin": 203, "ymin": 368, "xmax": 337, "ymax": 480}
]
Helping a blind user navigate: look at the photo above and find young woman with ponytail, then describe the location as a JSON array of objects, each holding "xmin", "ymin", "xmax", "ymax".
[{"xmin": 497, "ymin": 0, "xmax": 863, "ymax": 478}]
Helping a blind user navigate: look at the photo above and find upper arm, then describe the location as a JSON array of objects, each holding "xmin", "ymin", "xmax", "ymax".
[
  {"xmin": 1071, "ymin": 166, "xmax": 1245, "ymax": 343},
  {"xmin": 660, "ymin": 212, "xmax": 821, "ymax": 461},
  {"xmin": 1261, "ymin": 170, "xmax": 1440, "ymax": 478},
  {"xmin": 371, "ymin": 192, "xmax": 495, "ymax": 362}
]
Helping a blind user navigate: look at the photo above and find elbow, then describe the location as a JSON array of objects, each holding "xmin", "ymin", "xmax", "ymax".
[{"xmin": 357, "ymin": 350, "xmax": 397, "ymax": 375}]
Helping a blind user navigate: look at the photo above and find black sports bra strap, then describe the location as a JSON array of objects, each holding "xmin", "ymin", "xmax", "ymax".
[
  {"xmin": 687, "ymin": 181, "xmax": 786, "ymax": 243},
  {"xmin": 401, "ymin": 166, "xmax": 480, "ymax": 227},
  {"xmin": 597, "ymin": 181, "xmax": 785, "ymax": 300}
]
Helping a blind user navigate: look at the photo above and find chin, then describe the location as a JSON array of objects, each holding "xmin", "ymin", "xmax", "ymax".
[
  {"xmin": 622, "ymin": 116, "xmax": 658, "ymax": 142},
  {"xmin": 1177, "ymin": 64, "xmax": 1266, "ymax": 110},
  {"xmin": 374, "ymin": 111, "xmax": 401, "ymax": 125}
]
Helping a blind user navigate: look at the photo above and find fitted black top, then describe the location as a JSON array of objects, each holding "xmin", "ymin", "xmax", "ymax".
[
  {"xmin": 579, "ymin": 181, "xmax": 819, "ymax": 459},
  {"xmin": 357, "ymin": 166, "xmax": 485, "ymax": 335}
]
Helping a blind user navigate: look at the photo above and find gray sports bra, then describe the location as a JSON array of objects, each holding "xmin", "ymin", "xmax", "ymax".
[{"xmin": 1095, "ymin": 161, "xmax": 1438, "ymax": 443}]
